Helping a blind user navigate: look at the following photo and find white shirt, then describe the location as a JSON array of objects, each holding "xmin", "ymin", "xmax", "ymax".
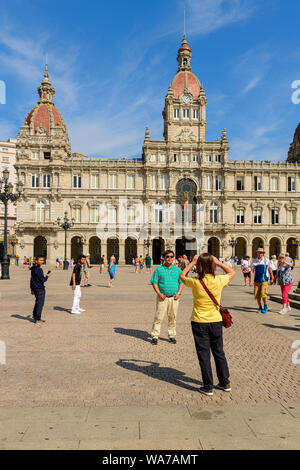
[{"xmin": 241, "ymin": 259, "xmax": 250, "ymax": 272}]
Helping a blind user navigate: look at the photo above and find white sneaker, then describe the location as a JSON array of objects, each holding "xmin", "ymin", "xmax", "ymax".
[
  {"xmin": 78, "ymin": 308, "xmax": 86, "ymax": 312},
  {"xmin": 287, "ymin": 306, "xmax": 292, "ymax": 312},
  {"xmin": 71, "ymin": 310, "xmax": 81, "ymax": 314},
  {"xmin": 279, "ymin": 308, "xmax": 287, "ymax": 315}
]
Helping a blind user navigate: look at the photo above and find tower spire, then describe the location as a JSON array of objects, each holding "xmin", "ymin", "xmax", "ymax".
[
  {"xmin": 37, "ymin": 65, "xmax": 55, "ymax": 104},
  {"xmin": 177, "ymin": 34, "xmax": 192, "ymax": 71}
]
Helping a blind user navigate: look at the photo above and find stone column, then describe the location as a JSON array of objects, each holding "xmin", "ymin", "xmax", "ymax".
[
  {"xmin": 119, "ymin": 239, "xmax": 126, "ymax": 265},
  {"xmin": 101, "ymin": 239, "xmax": 107, "ymax": 264}
]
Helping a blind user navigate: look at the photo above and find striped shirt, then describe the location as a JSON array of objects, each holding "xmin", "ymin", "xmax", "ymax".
[{"xmin": 151, "ymin": 264, "xmax": 183, "ymax": 295}]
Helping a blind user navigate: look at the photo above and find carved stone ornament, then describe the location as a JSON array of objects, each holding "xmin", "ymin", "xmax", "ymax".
[
  {"xmin": 175, "ymin": 128, "xmax": 196, "ymax": 142},
  {"xmin": 36, "ymin": 123, "xmax": 47, "ymax": 135}
]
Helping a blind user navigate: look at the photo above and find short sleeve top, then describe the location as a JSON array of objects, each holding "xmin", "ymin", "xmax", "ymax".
[{"xmin": 185, "ymin": 274, "xmax": 229, "ymax": 323}]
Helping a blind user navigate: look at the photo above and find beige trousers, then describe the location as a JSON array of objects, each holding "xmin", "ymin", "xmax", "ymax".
[{"xmin": 151, "ymin": 296, "xmax": 179, "ymax": 339}]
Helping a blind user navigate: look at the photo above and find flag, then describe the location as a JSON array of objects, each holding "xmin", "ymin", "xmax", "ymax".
[{"xmin": 182, "ymin": 199, "xmax": 189, "ymax": 210}]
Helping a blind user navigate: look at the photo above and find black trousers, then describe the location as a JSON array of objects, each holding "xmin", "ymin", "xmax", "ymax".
[
  {"xmin": 33, "ymin": 289, "xmax": 45, "ymax": 321},
  {"xmin": 191, "ymin": 321, "xmax": 230, "ymax": 389}
]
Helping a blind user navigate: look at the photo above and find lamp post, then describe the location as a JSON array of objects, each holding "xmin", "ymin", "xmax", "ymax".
[
  {"xmin": 57, "ymin": 212, "xmax": 75, "ymax": 270},
  {"xmin": 0, "ymin": 170, "xmax": 23, "ymax": 279},
  {"xmin": 143, "ymin": 238, "xmax": 151, "ymax": 256},
  {"xmin": 228, "ymin": 237, "xmax": 237, "ymax": 258},
  {"xmin": 8, "ymin": 234, "xmax": 18, "ymax": 258},
  {"xmin": 292, "ymin": 238, "xmax": 300, "ymax": 260}
]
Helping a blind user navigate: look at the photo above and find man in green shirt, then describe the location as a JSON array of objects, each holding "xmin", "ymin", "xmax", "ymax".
[{"xmin": 150, "ymin": 250, "xmax": 184, "ymax": 345}]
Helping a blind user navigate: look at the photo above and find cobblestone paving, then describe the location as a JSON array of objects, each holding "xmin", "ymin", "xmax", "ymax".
[{"xmin": 0, "ymin": 266, "xmax": 299, "ymax": 407}]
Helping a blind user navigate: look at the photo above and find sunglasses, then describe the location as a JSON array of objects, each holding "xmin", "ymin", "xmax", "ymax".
[{"xmin": 165, "ymin": 255, "xmax": 174, "ymax": 259}]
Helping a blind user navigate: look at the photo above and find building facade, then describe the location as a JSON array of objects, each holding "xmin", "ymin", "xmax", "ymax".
[
  {"xmin": 14, "ymin": 36, "xmax": 300, "ymax": 264},
  {"xmin": 0, "ymin": 138, "xmax": 17, "ymax": 256}
]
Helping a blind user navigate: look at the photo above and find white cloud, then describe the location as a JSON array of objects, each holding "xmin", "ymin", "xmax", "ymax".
[
  {"xmin": 186, "ymin": 0, "xmax": 255, "ymax": 36},
  {"xmin": 242, "ymin": 75, "xmax": 262, "ymax": 94},
  {"xmin": 0, "ymin": 28, "xmax": 82, "ymax": 110}
]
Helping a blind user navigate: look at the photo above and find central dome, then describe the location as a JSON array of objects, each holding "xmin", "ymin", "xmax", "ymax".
[{"xmin": 169, "ymin": 35, "xmax": 201, "ymax": 98}]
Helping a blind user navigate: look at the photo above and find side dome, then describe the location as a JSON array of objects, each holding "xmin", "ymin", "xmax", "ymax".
[
  {"xmin": 22, "ymin": 66, "xmax": 69, "ymax": 138},
  {"xmin": 287, "ymin": 123, "xmax": 300, "ymax": 162}
]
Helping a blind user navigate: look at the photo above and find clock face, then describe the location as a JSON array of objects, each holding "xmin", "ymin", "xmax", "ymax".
[{"xmin": 182, "ymin": 95, "xmax": 190, "ymax": 103}]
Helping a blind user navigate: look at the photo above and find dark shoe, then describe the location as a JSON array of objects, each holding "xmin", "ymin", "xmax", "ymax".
[
  {"xmin": 151, "ymin": 338, "xmax": 158, "ymax": 345},
  {"xmin": 87, "ymin": 284, "xmax": 92, "ymax": 287},
  {"xmin": 199, "ymin": 386, "xmax": 214, "ymax": 396},
  {"xmin": 169, "ymin": 337, "xmax": 177, "ymax": 344},
  {"xmin": 215, "ymin": 382, "xmax": 231, "ymax": 392}
]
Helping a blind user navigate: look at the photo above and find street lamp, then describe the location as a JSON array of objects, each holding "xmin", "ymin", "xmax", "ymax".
[
  {"xmin": 292, "ymin": 238, "xmax": 300, "ymax": 260},
  {"xmin": 57, "ymin": 212, "xmax": 75, "ymax": 270},
  {"xmin": 8, "ymin": 234, "xmax": 18, "ymax": 258},
  {"xmin": 143, "ymin": 238, "xmax": 152, "ymax": 256},
  {"xmin": 228, "ymin": 237, "xmax": 237, "ymax": 258},
  {"xmin": 0, "ymin": 172, "xmax": 23, "ymax": 279}
]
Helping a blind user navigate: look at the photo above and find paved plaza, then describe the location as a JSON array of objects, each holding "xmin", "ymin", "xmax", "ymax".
[{"xmin": 0, "ymin": 265, "xmax": 299, "ymax": 449}]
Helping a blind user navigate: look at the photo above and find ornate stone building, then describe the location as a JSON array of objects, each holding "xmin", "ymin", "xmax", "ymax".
[{"xmin": 14, "ymin": 36, "xmax": 300, "ymax": 264}]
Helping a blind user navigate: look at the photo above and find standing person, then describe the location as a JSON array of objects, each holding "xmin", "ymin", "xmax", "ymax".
[
  {"xmin": 70, "ymin": 254, "xmax": 86, "ymax": 314},
  {"xmin": 285, "ymin": 252, "xmax": 293, "ymax": 264},
  {"xmin": 270, "ymin": 255, "xmax": 278, "ymax": 284},
  {"xmin": 150, "ymin": 250, "xmax": 184, "ymax": 345},
  {"xmin": 241, "ymin": 256, "xmax": 251, "ymax": 287},
  {"xmin": 108, "ymin": 255, "xmax": 116, "ymax": 287},
  {"xmin": 138, "ymin": 255, "xmax": 144, "ymax": 273},
  {"xmin": 145, "ymin": 254, "xmax": 152, "ymax": 274},
  {"xmin": 134, "ymin": 256, "xmax": 139, "ymax": 274},
  {"xmin": 30, "ymin": 255, "xmax": 51, "ymax": 324},
  {"xmin": 250, "ymin": 248, "xmax": 274, "ymax": 313},
  {"xmin": 83, "ymin": 253, "xmax": 92, "ymax": 287},
  {"xmin": 180, "ymin": 254, "xmax": 189, "ymax": 271},
  {"xmin": 15, "ymin": 255, "xmax": 19, "ymax": 266},
  {"xmin": 277, "ymin": 254, "xmax": 294, "ymax": 315},
  {"xmin": 56, "ymin": 257, "xmax": 59, "ymax": 269},
  {"xmin": 179, "ymin": 253, "xmax": 236, "ymax": 396},
  {"xmin": 99, "ymin": 254, "xmax": 105, "ymax": 274}
]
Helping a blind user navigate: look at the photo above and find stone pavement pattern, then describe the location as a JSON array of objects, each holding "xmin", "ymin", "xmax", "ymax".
[{"xmin": 0, "ymin": 265, "xmax": 299, "ymax": 449}]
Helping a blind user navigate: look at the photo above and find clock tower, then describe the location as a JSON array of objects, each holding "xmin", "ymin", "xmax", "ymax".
[{"xmin": 162, "ymin": 35, "xmax": 207, "ymax": 143}]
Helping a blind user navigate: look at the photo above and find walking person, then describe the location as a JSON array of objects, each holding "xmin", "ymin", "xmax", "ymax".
[
  {"xmin": 70, "ymin": 254, "xmax": 86, "ymax": 314},
  {"xmin": 138, "ymin": 255, "xmax": 144, "ymax": 273},
  {"xmin": 30, "ymin": 255, "xmax": 51, "ymax": 324},
  {"xmin": 108, "ymin": 255, "xmax": 116, "ymax": 287},
  {"xmin": 99, "ymin": 254, "xmax": 105, "ymax": 274},
  {"xmin": 250, "ymin": 248, "xmax": 274, "ymax": 313},
  {"xmin": 241, "ymin": 255, "xmax": 251, "ymax": 286},
  {"xmin": 150, "ymin": 250, "xmax": 184, "ymax": 345},
  {"xmin": 134, "ymin": 256, "xmax": 139, "ymax": 274},
  {"xmin": 179, "ymin": 253, "xmax": 235, "ymax": 396},
  {"xmin": 277, "ymin": 253, "xmax": 294, "ymax": 315},
  {"xmin": 145, "ymin": 253, "xmax": 152, "ymax": 274},
  {"xmin": 270, "ymin": 255, "xmax": 278, "ymax": 284},
  {"xmin": 83, "ymin": 253, "xmax": 92, "ymax": 287}
]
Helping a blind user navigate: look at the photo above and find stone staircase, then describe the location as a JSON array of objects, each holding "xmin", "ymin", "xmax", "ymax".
[{"xmin": 269, "ymin": 288, "xmax": 300, "ymax": 310}]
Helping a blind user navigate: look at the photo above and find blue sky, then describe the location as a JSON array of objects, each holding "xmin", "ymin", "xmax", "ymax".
[{"xmin": 0, "ymin": 0, "xmax": 299, "ymax": 160}]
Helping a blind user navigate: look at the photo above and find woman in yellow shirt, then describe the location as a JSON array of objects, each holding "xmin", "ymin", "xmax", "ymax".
[{"xmin": 180, "ymin": 253, "xmax": 235, "ymax": 396}]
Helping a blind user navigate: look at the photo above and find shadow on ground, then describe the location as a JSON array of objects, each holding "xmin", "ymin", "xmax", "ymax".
[
  {"xmin": 114, "ymin": 328, "xmax": 170, "ymax": 343},
  {"xmin": 53, "ymin": 306, "xmax": 70, "ymax": 313},
  {"xmin": 11, "ymin": 314, "xmax": 34, "ymax": 323},
  {"xmin": 116, "ymin": 359, "xmax": 202, "ymax": 392},
  {"xmin": 262, "ymin": 323, "xmax": 300, "ymax": 332}
]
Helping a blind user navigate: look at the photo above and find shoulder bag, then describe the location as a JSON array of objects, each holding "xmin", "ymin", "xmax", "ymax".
[{"xmin": 199, "ymin": 279, "xmax": 233, "ymax": 328}]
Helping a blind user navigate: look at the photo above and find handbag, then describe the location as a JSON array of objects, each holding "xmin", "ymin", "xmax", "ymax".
[{"xmin": 199, "ymin": 279, "xmax": 233, "ymax": 328}]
